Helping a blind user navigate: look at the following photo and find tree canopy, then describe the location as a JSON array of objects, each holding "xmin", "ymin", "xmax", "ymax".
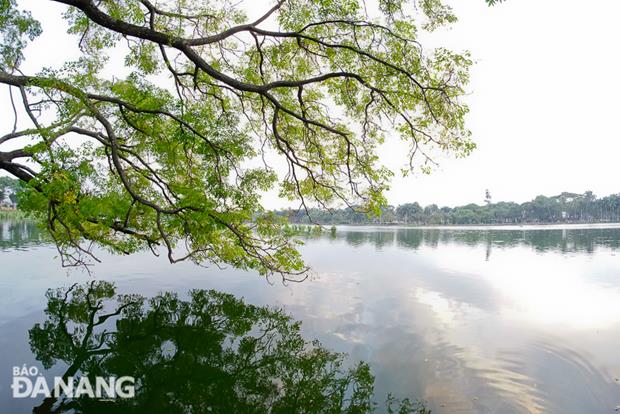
[{"xmin": 0, "ymin": 0, "xmax": 475, "ymax": 276}]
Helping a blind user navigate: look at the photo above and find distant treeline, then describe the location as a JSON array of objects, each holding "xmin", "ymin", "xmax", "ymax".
[{"xmin": 278, "ymin": 191, "xmax": 620, "ymax": 225}]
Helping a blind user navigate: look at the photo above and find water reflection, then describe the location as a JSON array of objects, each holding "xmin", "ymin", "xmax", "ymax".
[
  {"xmin": 27, "ymin": 281, "xmax": 426, "ymax": 414},
  {"xmin": 0, "ymin": 219, "xmax": 44, "ymax": 250},
  {"xmin": 328, "ymin": 226, "xmax": 620, "ymax": 254},
  {"xmin": 3, "ymin": 223, "xmax": 620, "ymax": 414},
  {"xmin": 296, "ymin": 227, "xmax": 620, "ymax": 413}
]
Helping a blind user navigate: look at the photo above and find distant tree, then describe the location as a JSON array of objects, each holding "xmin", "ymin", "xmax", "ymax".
[
  {"xmin": 580, "ymin": 190, "xmax": 596, "ymax": 222},
  {"xmin": 380, "ymin": 205, "xmax": 397, "ymax": 223},
  {"xmin": 424, "ymin": 204, "xmax": 439, "ymax": 215},
  {"xmin": 396, "ymin": 202, "xmax": 424, "ymax": 224}
]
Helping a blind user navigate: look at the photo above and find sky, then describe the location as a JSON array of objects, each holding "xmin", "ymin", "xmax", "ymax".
[
  {"xmin": 382, "ymin": 0, "xmax": 620, "ymax": 207},
  {"xmin": 2, "ymin": 0, "xmax": 620, "ymax": 209}
]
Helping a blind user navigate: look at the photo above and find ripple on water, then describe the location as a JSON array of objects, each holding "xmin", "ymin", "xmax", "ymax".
[{"xmin": 463, "ymin": 340, "xmax": 620, "ymax": 414}]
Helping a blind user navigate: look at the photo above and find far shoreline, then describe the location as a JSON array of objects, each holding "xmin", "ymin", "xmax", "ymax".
[{"xmin": 311, "ymin": 222, "xmax": 620, "ymax": 231}]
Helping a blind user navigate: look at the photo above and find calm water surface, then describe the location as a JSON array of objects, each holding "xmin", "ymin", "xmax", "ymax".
[{"xmin": 1, "ymin": 220, "xmax": 620, "ymax": 413}]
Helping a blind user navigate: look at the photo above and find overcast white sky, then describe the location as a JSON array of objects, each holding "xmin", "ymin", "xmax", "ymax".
[
  {"xmin": 385, "ymin": 0, "xmax": 620, "ymax": 207},
  {"xmin": 3, "ymin": 0, "xmax": 620, "ymax": 208}
]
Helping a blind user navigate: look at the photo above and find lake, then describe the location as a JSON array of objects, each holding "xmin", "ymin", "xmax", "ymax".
[{"xmin": 1, "ymin": 220, "xmax": 620, "ymax": 413}]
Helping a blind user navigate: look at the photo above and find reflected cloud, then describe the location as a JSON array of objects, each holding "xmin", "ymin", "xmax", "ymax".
[
  {"xmin": 401, "ymin": 286, "xmax": 620, "ymax": 414},
  {"xmin": 292, "ymin": 230, "xmax": 620, "ymax": 413},
  {"xmin": 423, "ymin": 245, "xmax": 620, "ymax": 330}
]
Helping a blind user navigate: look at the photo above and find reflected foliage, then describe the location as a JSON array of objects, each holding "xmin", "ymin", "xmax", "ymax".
[
  {"xmin": 29, "ymin": 282, "xmax": 427, "ymax": 414},
  {"xmin": 314, "ymin": 227, "xmax": 620, "ymax": 255},
  {"xmin": 0, "ymin": 218, "xmax": 44, "ymax": 249}
]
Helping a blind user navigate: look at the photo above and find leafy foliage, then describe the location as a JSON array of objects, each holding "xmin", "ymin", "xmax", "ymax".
[
  {"xmin": 0, "ymin": 0, "xmax": 474, "ymax": 275},
  {"xmin": 0, "ymin": 0, "xmax": 41, "ymax": 68}
]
